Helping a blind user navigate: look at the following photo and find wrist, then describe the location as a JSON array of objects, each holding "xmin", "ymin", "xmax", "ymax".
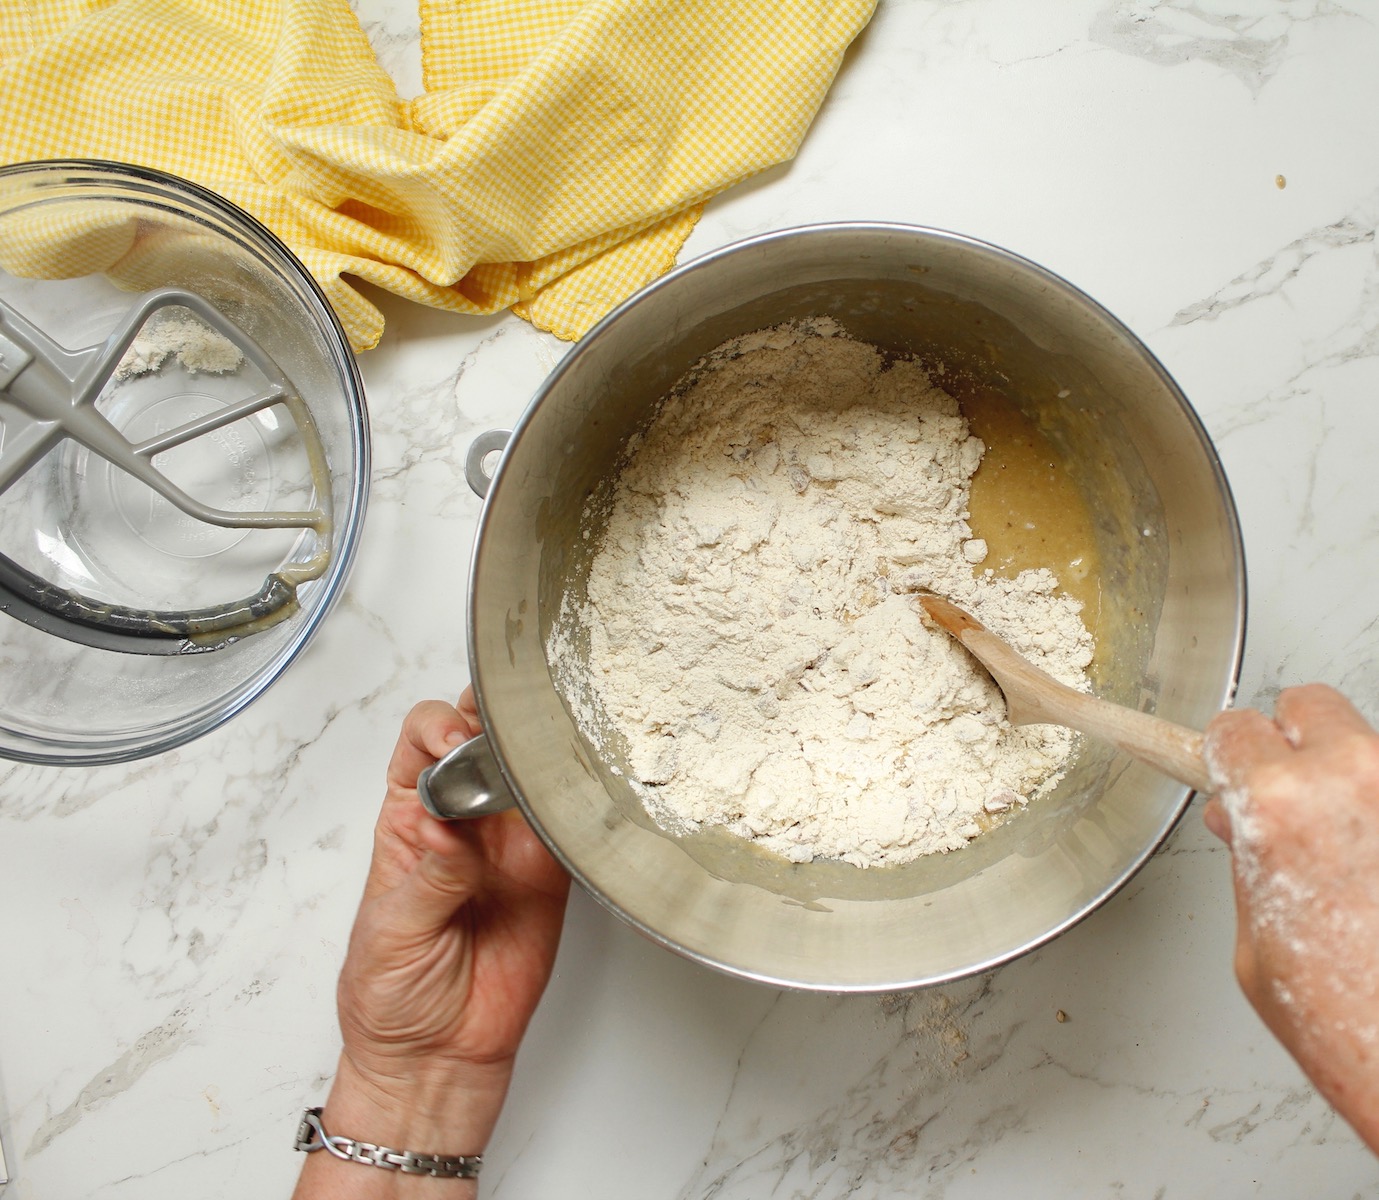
[
  {"xmin": 292, "ymin": 1054, "xmax": 512, "ymax": 1199},
  {"xmin": 327, "ymin": 1050, "xmax": 514, "ymax": 1153}
]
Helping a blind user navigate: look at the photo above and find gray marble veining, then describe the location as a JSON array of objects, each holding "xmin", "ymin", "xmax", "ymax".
[{"xmin": 4, "ymin": 2, "xmax": 1379, "ymax": 1197}]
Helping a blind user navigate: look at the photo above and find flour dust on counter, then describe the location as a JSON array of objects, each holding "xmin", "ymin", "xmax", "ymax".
[{"xmin": 548, "ymin": 320, "xmax": 1096, "ymax": 868}]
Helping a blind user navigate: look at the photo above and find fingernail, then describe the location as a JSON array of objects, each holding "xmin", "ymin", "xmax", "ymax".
[{"xmin": 444, "ymin": 729, "xmax": 468, "ymax": 747}]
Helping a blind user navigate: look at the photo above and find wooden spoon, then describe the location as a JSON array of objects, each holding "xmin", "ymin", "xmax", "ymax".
[{"xmin": 918, "ymin": 592, "xmax": 1212, "ymax": 794}]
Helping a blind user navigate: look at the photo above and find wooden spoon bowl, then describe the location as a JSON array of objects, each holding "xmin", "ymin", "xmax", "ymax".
[{"xmin": 918, "ymin": 592, "xmax": 1212, "ymax": 794}]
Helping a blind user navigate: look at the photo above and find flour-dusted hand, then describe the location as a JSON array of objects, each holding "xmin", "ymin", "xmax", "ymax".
[
  {"xmin": 294, "ymin": 689, "xmax": 570, "ymax": 1198},
  {"xmin": 1204, "ymin": 684, "xmax": 1379, "ymax": 1154}
]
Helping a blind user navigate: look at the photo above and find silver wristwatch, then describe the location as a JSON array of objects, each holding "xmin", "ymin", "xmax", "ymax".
[{"xmin": 294, "ymin": 1107, "xmax": 482, "ymax": 1179}]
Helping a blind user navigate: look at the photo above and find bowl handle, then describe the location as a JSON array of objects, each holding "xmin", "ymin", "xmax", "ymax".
[
  {"xmin": 417, "ymin": 733, "xmax": 517, "ymax": 820},
  {"xmin": 464, "ymin": 429, "xmax": 512, "ymax": 498}
]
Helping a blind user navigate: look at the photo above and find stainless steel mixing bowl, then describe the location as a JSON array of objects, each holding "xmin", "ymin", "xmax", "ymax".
[{"xmin": 443, "ymin": 222, "xmax": 1245, "ymax": 992}]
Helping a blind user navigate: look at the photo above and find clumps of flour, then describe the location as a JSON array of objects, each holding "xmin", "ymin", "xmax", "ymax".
[
  {"xmin": 115, "ymin": 313, "xmax": 244, "ymax": 379},
  {"xmin": 548, "ymin": 320, "xmax": 1094, "ymax": 868}
]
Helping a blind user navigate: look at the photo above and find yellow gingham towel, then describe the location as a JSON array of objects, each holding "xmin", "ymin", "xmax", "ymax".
[{"xmin": 0, "ymin": 0, "xmax": 875, "ymax": 350}]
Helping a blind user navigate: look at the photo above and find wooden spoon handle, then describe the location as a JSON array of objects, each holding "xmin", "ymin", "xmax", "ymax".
[
  {"xmin": 922, "ymin": 595, "xmax": 1213, "ymax": 794},
  {"xmin": 962, "ymin": 624, "xmax": 1212, "ymax": 794}
]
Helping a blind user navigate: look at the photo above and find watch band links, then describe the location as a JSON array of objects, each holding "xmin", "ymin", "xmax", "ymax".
[{"xmin": 294, "ymin": 1106, "xmax": 482, "ymax": 1179}]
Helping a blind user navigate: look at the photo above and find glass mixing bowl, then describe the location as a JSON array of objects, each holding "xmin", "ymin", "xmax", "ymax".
[{"xmin": 0, "ymin": 160, "xmax": 369, "ymax": 764}]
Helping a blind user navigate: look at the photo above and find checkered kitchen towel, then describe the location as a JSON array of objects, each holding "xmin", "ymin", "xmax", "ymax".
[{"xmin": 0, "ymin": 0, "xmax": 874, "ymax": 350}]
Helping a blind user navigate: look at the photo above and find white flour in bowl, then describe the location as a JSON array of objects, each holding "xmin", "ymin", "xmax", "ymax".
[{"xmin": 548, "ymin": 320, "xmax": 1094, "ymax": 868}]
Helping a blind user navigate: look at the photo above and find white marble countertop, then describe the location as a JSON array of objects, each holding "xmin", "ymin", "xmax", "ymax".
[{"xmin": 4, "ymin": 2, "xmax": 1379, "ymax": 1196}]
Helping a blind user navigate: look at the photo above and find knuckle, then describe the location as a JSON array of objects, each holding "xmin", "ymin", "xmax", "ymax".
[
  {"xmin": 1244, "ymin": 759, "xmax": 1295, "ymax": 809},
  {"xmin": 1346, "ymin": 731, "xmax": 1379, "ymax": 775}
]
